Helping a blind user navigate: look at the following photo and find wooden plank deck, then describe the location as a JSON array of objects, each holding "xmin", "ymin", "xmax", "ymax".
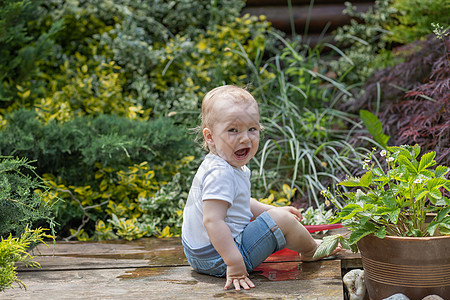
[{"xmin": 4, "ymin": 236, "xmax": 360, "ymax": 299}]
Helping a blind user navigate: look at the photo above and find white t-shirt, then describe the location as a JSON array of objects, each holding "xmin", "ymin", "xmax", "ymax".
[{"xmin": 181, "ymin": 154, "xmax": 253, "ymax": 249}]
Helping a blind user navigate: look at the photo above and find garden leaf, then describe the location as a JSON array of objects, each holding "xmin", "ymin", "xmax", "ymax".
[
  {"xmin": 373, "ymin": 167, "xmax": 385, "ymax": 177},
  {"xmin": 349, "ymin": 228, "xmax": 374, "ymax": 245},
  {"xmin": 436, "ymin": 217, "xmax": 450, "ymax": 235},
  {"xmin": 427, "ymin": 222, "xmax": 439, "ymax": 236},
  {"xmin": 339, "ymin": 236, "xmax": 351, "ymax": 250},
  {"xmin": 375, "ymin": 226, "xmax": 386, "ymax": 239},
  {"xmin": 360, "ymin": 216, "xmax": 370, "ymax": 225},
  {"xmin": 415, "ymin": 189, "xmax": 429, "ymax": 201},
  {"xmin": 412, "ymin": 144, "xmax": 421, "ymax": 159},
  {"xmin": 420, "ymin": 170, "xmax": 434, "ymax": 178},
  {"xmin": 397, "ymin": 155, "xmax": 417, "ymax": 174},
  {"xmin": 313, "ymin": 235, "xmax": 340, "ymax": 259},
  {"xmin": 429, "ymin": 188, "xmax": 442, "ymax": 202},
  {"xmin": 445, "ymin": 182, "xmax": 450, "ymax": 192},
  {"xmin": 350, "ymin": 243, "xmax": 359, "ymax": 253},
  {"xmin": 388, "ymin": 146, "xmax": 410, "ymax": 158},
  {"xmin": 360, "ymin": 170, "xmax": 373, "ymax": 187},
  {"xmin": 389, "ymin": 209, "xmax": 400, "ymax": 223},
  {"xmin": 436, "ymin": 197, "xmax": 449, "ymax": 206},
  {"xmin": 111, "ymin": 213, "xmax": 120, "ymax": 226},
  {"xmin": 435, "ymin": 166, "xmax": 449, "ymax": 178},
  {"xmin": 381, "ymin": 195, "xmax": 396, "ymax": 209},
  {"xmin": 436, "ymin": 207, "xmax": 450, "ymax": 222},
  {"xmin": 439, "ymin": 224, "xmax": 450, "ymax": 235},
  {"xmin": 418, "ymin": 152, "xmax": 436, "ymax": 172},
  {"xmin": 376, "ymin": 206, "xmax": 393, "ymax": 215},
  {"xmin": 427, "ymin": 178, "xmax": 448, "ymax": 190},
  {"xmin": 339, "ymin": 204, "xmax": 363, "ymax": 220},
  {"xmin": 360, "ymin": 110, "xmax": 390, "ymax": 149}
]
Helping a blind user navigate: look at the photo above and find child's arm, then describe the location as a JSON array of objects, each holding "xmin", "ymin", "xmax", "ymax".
[
  {"xmin": 250, "ymin": 198, "xmax": 303, "ymax": 222},
  {"xmin": 250, "ymin": 197, "xmax": 273, "ymax": 219},
  {"xmin": 203, "ymin": 199, "xmax": 255, "ymax": 291}
]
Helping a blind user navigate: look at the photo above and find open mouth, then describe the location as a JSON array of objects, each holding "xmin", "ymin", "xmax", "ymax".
[{"xmin": 234, "ymin": 148, "xmax": 250, "ymax": 160}]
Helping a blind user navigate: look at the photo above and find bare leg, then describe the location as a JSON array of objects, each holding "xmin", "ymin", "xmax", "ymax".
[{"xmin": 267, "ymin": 208, "xmax": 341, "ymax": 261}]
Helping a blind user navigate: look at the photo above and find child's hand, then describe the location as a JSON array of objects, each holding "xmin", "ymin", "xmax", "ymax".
[
  {"xmin": 224, "ymin": 264, "xmax": 255, "ymax": 291},
  {"xmin": 278, "ymin": 206, "xmax": 303, "ymax": 222}
]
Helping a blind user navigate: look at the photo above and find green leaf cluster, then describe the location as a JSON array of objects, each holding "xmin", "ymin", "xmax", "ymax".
[
  {"xmin": 0, "ymin": 156, "xmax": 55, "ymax": 238},
  {"xmin": 0, "ymin": 0, "xmax": 63, "ymax": 103},
  {"xmin": 257, "ymin": 184, "xmax": 296, "ymax": 207},
  {"xmin": 0, "ymin": 0, "xmax": 281, "ymax": 241},
  {"xmin": 385, "ymin": 0, "xmax": 450, "ymax": 44},
  {"xmin": 0, "ymin": 227, "xmax": 53, "ymax": 291},
  {"xmin": 147, "ymin": 13, "xmax": 277, "ymax": 119},
  {"xmin": 319, "ymin": 144, "xmax": 450, "ymax": 256},
  {"xmin": 300, "ymin": 203, "xmax": 335, "ymax": 228},
  {"xmin": 43, "ymin": 156, "xmax": 197, "ymax": 241},
  {"xmin": 330, "ymin": 0, "xmax": 398, "ymax": 84}
]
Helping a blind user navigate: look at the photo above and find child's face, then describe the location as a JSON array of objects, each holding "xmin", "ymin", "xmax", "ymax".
[{"xmin": 204, "ymin": 99, "xmax": 260, "ymax": 168}]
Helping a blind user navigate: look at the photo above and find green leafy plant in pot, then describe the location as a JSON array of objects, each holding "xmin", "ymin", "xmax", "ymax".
[{"xmin": 316, "ymin": 144, "xmax": 450, "ymax": 299}]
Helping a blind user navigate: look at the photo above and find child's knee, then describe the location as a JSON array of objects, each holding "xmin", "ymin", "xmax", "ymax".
[{"xmin": 267, "ymin": 208, "xmax": 297, "ymax": 231}]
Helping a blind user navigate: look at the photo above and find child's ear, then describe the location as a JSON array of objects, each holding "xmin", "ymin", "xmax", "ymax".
[{"xmin": 203, "ymin": 128, "xmax": 214, "ymax": 145}]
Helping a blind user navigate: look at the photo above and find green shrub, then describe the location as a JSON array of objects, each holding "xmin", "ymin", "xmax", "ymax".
[
  {"xmin": 34, "ymin": 0, "xmax": 250, "ymax": 121},
  {"xmin": 0, "ymin": 155, "xmax": 55, "ymax": 291},
  {"xmin": 385, "ymin": 0, "xmax": 450, "ymax": 44},
  {"xmin": 300, "ymin": 203, "xmax": 335, "ymax": 227},
  {"xmin": 330, "ymin": 0, "xmax": 398, "ymax": 85},
  {"xmin": 0, "ymin": 227, "xmax": 52, "ymax": 291},
  {"xmin": 2, "ymin": 0, "xmax": 281, "ymax": 241},
  {"xmin": 257, "ymin": 184, "xmax": 296, "ymax": 207},
  {"xmin": 1, "ymin": 0, "xmax": 276, "ymax": 127},
  {"xmin": 0, "ymin": 156, "xmax": 55, "ymax": 238},
  {"xmin": 148, "ymin": 13, "xmax": 278, "ymax": 119},
  {"xmin": 0, "ymin": 110, "xmax": 194, "ymax": 185},
  {"xmin": 33, "ymin": 57, "xmax": 149, "ymax": 124},
  {"xmin": 44, "ymin": 156, "xmax": 198, "ymax": 240},
  {"xmin": 0, "ymin": 0, "xmax": 63, "ymax": 106},
  {"xmin": 0, "ymin": 110, "xmax": 198, "ymax": 238},
  {"xmin": 1, "ymin": 0, "xmax": 382, "ymax": 240}
]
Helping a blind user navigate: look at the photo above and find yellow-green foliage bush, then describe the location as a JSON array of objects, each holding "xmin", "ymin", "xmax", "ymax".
[
  {"xmin": 10, "ymin": 56, "xmax": 150, "ymax": 124},
  {"xmin": 149, "ymin": 13, "xmax": 277, "ymax": 117},
  {"xmin": 33, "ymin": 57, "xmax": 150, "ymax": 123},
  {"xmin": 0, "ymin": 227, "xmax": 53, "ymax": 291},
  {"xmin": 43, "ymin": 156, "xmax": 195, "ymax": 241},
  {"xmin": 385, "ymin": 0, "xmax": 450, "ymax": 44}
]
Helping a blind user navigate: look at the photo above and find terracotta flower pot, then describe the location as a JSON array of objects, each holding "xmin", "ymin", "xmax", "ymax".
[{"xmin": 357, "ymin": 234, "xmax": 450, "ymax": 300}]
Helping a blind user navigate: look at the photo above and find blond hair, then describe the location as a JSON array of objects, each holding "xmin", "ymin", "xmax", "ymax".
[{"xmin": 200, "ymin": 85, "xmax": 259, "ymax": 149}]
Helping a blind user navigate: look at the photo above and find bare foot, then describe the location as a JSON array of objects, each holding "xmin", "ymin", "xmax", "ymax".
[{"xmin": 299, "ymin": 239, "xmax": 342, "ymax": 262}]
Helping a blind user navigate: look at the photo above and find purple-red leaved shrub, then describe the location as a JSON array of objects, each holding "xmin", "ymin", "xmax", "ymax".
[{"xmin": 345, "ymin": 34, "xmax": 450, "ymax": 166}]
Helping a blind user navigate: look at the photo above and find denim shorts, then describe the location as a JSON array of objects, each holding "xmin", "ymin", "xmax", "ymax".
[{"xmin": 182, "ymin": 211, "xmax": 286, "ymax": 277}]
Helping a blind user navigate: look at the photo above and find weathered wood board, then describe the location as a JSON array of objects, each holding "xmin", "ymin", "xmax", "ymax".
[{"xmin": 3, "ymin": 237, "xmax": 359, "ymax": 299}]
